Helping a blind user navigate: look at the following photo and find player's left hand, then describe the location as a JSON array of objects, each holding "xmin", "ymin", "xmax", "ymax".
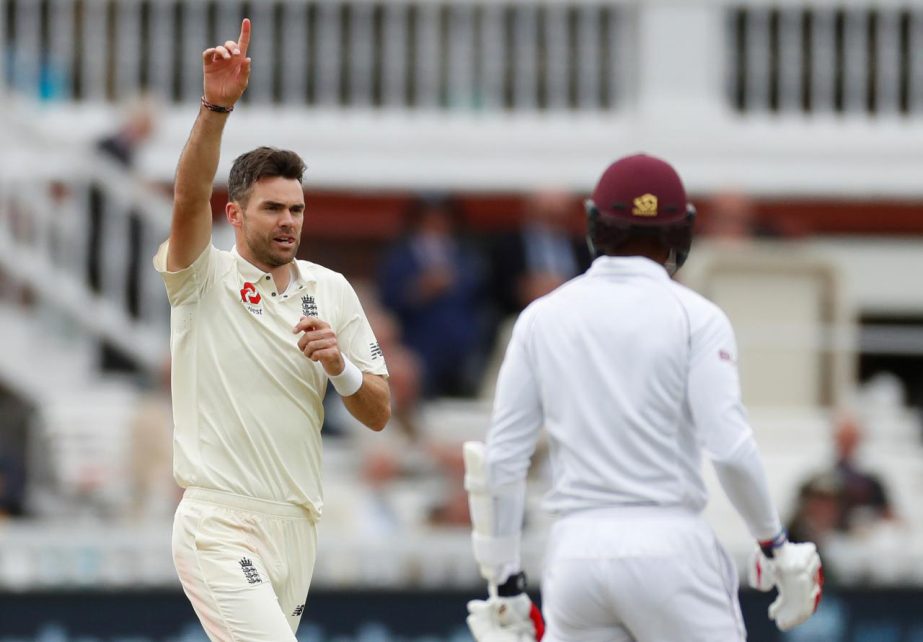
[
  {"xmin": 293, "ymin": 316, "xmax": 343, "ymax": 375},
  {"xmin": 466, "ymin": 594, "xmax": 544, "ymax": 642},
  {"xmin": 749, "ymin": 541, "xmax": 823, "ymax": 631}
]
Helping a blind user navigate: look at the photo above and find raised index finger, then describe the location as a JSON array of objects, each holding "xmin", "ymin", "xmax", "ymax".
[{"xmin": 238, "ymin": 18, "xmax": 251, "ymax": 57}]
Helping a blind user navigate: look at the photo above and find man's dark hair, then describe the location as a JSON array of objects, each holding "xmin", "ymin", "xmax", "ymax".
[{"xmin": 228, "ymin": 147, "xmax": 306, "ymax": 205}]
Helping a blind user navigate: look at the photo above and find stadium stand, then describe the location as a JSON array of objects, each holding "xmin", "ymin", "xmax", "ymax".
[{"xmin": 3, "ymin": 0, "xmax": 923, "ymax": 639}]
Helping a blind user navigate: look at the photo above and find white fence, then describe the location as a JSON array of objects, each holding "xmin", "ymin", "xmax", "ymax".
[
  {"xmin": 729, "ymin": 4, "xmax": 923, "ymax": 116},
  {"xmin": 2, "ymin": 0, "xmax": 628, "ymax": 112},
  {"xmin": 5, "ymin": 0, "xmax": 923, "ymax": 116},
  {"xmin": 1, "ymin": 0, "xmax": 920, "ymax": 195}
]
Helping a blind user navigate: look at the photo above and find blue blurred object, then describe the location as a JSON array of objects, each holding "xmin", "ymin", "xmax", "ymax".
[
  {"xmin": 3, "ymin": 589, "xmax": 923, "ymax": 641},
  {"xmin": 781, "ymin": 594, "xmax": 847, "ymax": 642}
]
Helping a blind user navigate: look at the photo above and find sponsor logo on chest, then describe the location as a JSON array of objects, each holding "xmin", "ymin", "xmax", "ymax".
[
  {"xmin": 240, "ymin": 281, "xmax": 263, "ymax": 316},
  {"xmin": 239, "ymin": 281, "xmax": 320, "ymax": 322}
]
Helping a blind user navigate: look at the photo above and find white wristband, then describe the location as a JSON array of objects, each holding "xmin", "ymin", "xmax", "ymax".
[{"xmin": 329, "ymin": 356, "xmax": 363, "ymax": 396}]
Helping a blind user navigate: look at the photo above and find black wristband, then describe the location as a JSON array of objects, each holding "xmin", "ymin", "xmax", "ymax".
[
  {"xmin": 759, "ymin": 529, "xmax": 788, "ymax": 559},
  {"xmin": 497, "ymin": 571, "xmax": 527, "ymax": 597},
  {"xmin": 201, "ymin": 97, "xmax": 234, "ymax": 113}
]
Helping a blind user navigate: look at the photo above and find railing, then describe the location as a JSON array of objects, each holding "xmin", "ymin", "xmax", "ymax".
[
  {"xmin": 3, "ymin": 2, "xmax": 923, "ymax": 194},
  {"xmin": 0, "ymin": 520, "xmax": 545, "ymax": 590},
  {"xmin": 1, "ymin": 0, "xmax": 627, "ymax": 112},
  {"xmin": 0, "ymin": 103, "xmax": 170, "ymax": 375},
  {"xmin": 6, "ymin": 0, "xmax": 923, "ymax": 117},
  {"xmin": 728, "ymin": 4, "xmax": 923, "ymax": 115},
  {"xmin": 4, "ymin": 0, "xmax": 922, "ymax": 196}
]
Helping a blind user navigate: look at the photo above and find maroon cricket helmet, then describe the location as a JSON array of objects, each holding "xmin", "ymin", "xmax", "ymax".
[{"xmin": 585, "ymin": 153, "xmax": 696, "ymax": 272}]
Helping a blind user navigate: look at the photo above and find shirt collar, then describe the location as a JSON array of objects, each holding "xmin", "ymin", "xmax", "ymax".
[
  {"xmin": 586, "ymin": 255, "xmax": 670, "ymax": 280},
  {"xmin": 230, "ymin": 246, "xmax": 316, "ymax": 285}
]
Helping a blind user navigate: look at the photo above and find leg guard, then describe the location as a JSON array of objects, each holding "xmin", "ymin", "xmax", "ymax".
[{"xmin": 464, "ymin": 441, "xmax": 526, "ymax": 585}]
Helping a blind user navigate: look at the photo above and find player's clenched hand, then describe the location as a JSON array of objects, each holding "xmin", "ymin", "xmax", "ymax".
[
  {"xmin": 293, "ymin": 316, "xmax": 344, "ymax": 375},
  {"xmin": 202, "ymin": 18, "xmax": 251, "ymax": 108}
]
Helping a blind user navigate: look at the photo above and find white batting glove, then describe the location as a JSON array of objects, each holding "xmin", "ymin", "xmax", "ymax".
[
  {"xmin": 748, "ymin": 540, "xmax": 824, "ymax": 631},
  {"xmin": 747, "ymin": 545, "xmax": 777, "ymax": 592},
  {"xmin": 467, "ymin": 594, "xmax": 538, "ymax": 642},
  {"xmin": 466, "ymin": 572, "xmax": 545, "ymax": 642}
]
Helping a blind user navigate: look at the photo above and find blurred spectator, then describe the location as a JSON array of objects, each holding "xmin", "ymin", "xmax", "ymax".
[
  {"xmin": 490, "ymin": 189, "xmax": 590, "ymax": 317},
  {"xmin": 829, "ymin": 414, "xmax": 895, "ymax": 531},
  {"xmin": 788, "ymin": 414, "xmax": 896, "ymax": 560},
  {"xmin": 354, "ymin": 449, "xmax": 405, "ymax": 538},
  {"xmin": 0, "ymin": 391, "xmax": 33, "ymax": 518},
  {"xmin": 88, "ymin": 98, "xmax": 157, "ymax": 370},
  {"xmin": 700, "ymin": 190, "xmax": 808, "ymax": 243},
  {"xmin": 787, "ymin": 471, "xmax": 843, "ymax": 551},
  {"xmin": 0, "ymin": 449, "xmax": 26, "ymax": 519},
  {"xmin": 128, "ymin": 358, "xmax": 180, "ymax": 521},
  {"xmin": 699, "ymin": 190, "xmax": 763, "ymax": 245},
  {"xmin": 95, "ymin": 99, "xmax": 156, "ymax": 167},
  {"xmin": 701, "ymin": 189, "xmax": 812, "ymax": 241},
  {"xmin": 323, "ymin": 286, "xmax": 465, "ymax": 532},
  {"xmin": 425, "ymin": 443, "xmax": 470, "ymax": 528},
  {"xmin": 378, "ymin": 195, "xmax": 489, "ymax": 398},
  {"xmin": 322, "ymin": 284, "xmax": 423, "ymax": 439},
  {"xmin": 479, "ymin": 189, "xmax": 590, "ymax": 398},
  {"xmin": 365, "ymin": 305, "xmax": 424, "ymax": 441}
]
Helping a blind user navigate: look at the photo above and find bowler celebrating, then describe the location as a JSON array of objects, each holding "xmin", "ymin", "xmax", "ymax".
[{"xmin": 153, "ymin": 19, "xmax": 390, "ymax": 641}]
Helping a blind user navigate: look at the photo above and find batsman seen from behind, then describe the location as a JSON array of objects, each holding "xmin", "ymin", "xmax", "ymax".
[
  {"xmin": 153, "ymin": 18, "xmax": 390, "ymax": 641},
  {"xmin": 465, "ymin": 154, "xmax": 823, "ymax": 642}
]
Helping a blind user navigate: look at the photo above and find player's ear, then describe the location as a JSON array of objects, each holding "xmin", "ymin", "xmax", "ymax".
[{"xmin": 226, "ymin": 200, "xmax": 243, "ymax": 228}]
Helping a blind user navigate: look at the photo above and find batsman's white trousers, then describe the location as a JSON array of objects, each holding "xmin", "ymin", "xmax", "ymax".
[
  {"xmin": 541, "ymin": 506, "xmax": 746, "ymax": 642},
  {"xmin": 172, "ymin": 487, "xmax": 317, "ymax": 642}
]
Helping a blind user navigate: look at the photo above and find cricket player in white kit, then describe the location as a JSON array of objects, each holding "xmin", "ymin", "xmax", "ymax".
[
  {"xmin": 153, "ymin": 19, "xmax": 390, "ymax": 641},
  {"xmin": 465, "ymin": 154, "xmax": 823, "ymax": 642}
]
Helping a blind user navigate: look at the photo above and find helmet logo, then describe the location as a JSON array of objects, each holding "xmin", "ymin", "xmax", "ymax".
[{"xmin": 632, "ymin": 194, "xmax": 658, "ymax": 217}]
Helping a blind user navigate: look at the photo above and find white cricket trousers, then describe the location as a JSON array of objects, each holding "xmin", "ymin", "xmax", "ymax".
[
  {"xmin": 541, "ymin": 506, "xmax": 746, "ymax": 642},
  {"xmin": 172, "ymin": 487, "xmax": 317, "ymax": 642}
]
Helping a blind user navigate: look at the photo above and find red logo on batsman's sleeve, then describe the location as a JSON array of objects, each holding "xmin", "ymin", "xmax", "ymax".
[
  {"xmin": 240, "ymin": 282, "xmax": 261, "ymax": 305},
  {"xmin": 719, "ymin": 349, "xmax": 735, "ymax": 364}
]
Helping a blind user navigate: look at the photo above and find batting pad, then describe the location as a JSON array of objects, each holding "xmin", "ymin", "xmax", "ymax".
[{"xmin": 464, "ymin": 441, "xmax": 525, "ymax": 583}]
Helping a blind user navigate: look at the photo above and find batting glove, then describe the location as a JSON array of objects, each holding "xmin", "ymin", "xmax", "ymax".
[
  {"xmin": 466, "ymin": 572, "xmax": 545, "ymax": 642},
  {"xmin": 748, "ymin": 537, "xmax": 824, "ymax": 631}
]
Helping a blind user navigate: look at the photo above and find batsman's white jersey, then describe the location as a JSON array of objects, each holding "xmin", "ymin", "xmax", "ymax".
[{"xmin": 486, "ymin": 255, "xmax": 783, "ymax": 641}]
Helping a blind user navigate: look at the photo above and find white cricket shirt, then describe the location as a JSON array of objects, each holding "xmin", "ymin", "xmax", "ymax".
[
  {"xmin": 154, "ymin": 242, "xmax": 388, "ymax": 519},
  {"xmin": 486, "ymin": 255, "xmax": 781, "ymax": 540}
]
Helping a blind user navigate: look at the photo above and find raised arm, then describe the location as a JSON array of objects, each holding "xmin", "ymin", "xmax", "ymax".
[{"xmin": 167, "ymin": 19, "xmax": 252, "ymax": 271}]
